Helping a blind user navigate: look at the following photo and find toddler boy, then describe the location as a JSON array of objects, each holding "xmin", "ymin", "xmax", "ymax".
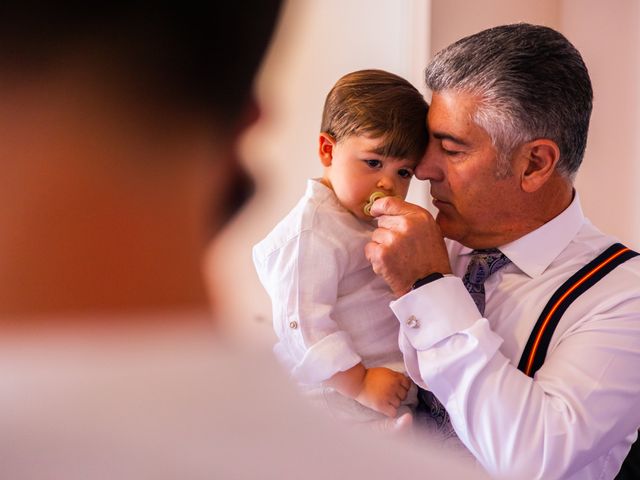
[{"xmin": 253, "ymin": 69, "xmax": 428, "ymax": 425}]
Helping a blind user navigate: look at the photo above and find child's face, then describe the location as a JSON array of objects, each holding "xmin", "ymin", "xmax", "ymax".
[{"xmin": 319, "ymin": 133, "xmax": 417, "ymax": 222}]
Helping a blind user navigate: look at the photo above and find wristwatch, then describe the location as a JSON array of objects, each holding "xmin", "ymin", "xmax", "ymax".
[{"xmin": 411, "ymin": 272, "xmax": 445, "ymax": 290}]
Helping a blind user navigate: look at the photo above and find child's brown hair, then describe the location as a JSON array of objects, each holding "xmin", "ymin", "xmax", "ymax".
[{"xmin": 321, "ymin": 69, "xmax": 428, "ymax": 160}]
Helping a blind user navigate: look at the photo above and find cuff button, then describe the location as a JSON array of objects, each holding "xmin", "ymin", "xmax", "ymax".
[
  {"xmin": 406, "ymin": 315, "xmax": 420, "ymax": 329},
  {"xmin": 289, "ymin": 321, "xmax": 298, "ymax": 329}
]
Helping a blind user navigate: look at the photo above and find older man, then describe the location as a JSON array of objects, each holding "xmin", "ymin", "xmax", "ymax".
[{"xmin": 367, "ymin": 23, "xmax": 640, "ymax": 479}]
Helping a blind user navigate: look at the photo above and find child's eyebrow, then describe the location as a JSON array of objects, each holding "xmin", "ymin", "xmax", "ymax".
[
  {"xmin": 370, "ymin": 145, "xmax": 390, "ymax": 156},
  {"xmin": 369, "ymin": 144, "xmax": 410, "ymax": 157},
  {"xmin": 368, "ymin": 146, "xmax": 419, "ymax": 163}
]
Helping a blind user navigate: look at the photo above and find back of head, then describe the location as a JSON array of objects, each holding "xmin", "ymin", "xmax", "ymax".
[
  {"xmin": 0, "ymin": 2, "xmax": 283, "ymax": 319},
  {"xmin": 321, "ymin": 69, "xmax": 429, "ymax": 161},
  {"xmin": 0, "ymin": 1, "xmax": 282, "ymax": 127},
  {"xmin": 425, "ymin": 23, "xmax": 593, "ymax": 179}
]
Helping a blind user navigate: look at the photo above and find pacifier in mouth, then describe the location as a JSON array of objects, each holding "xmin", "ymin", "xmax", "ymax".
[{"xmin": 363, "ymin": 191, "xmax": 387, "ymax": 217}]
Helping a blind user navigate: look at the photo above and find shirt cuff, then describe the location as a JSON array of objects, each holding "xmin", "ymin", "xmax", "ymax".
[
  {"xmin": 291, "ymin": 331, "xmax": 362, "ymax": 384},
  {"xmin": 390, "ymin": 276, "xmax": 480, "ymax": 350}
]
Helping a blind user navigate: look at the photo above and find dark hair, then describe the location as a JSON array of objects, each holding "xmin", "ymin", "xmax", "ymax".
[
  {"xmin": 425, "ymin": 23, "xmax": 593, "ymax": 178},
  {"xmin": 0, "ymin": 2, "xmax": 282, "ymax": 125},
  {"xmin": 321, "ymin": 69, "xmax": 429, "ymax": 161}
]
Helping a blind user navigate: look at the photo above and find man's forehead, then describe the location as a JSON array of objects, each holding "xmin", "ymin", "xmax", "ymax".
[
  {"xmin": 429, "ymin": 90, "xmax": 480, "ymax": 117},
  {"xmin": 428, "ymin": 90, "xmax": 487, "ymax": 140}
]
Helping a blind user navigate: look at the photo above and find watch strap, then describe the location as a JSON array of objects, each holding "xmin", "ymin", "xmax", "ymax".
[{"xmin": 411, "ymin": 272, "xmax": 445, "ymax": 290}]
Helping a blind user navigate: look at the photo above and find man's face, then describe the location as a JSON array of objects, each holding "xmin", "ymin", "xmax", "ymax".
[
  {"xmin": 415, "ymin": 90, "xmax": 524, "ymax": 249},
  {"xmin": 322, "ymin": 134, "xmax": 417, "ymax": 222}
]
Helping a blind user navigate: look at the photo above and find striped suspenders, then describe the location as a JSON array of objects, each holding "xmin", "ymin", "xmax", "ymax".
[
  {"xmin": 515, "ymin": 243, "xmax": 639, "ymax": 479},
  {"xmin": 517, "ymin": 242, "xmax": 639, "ymax": 377}
]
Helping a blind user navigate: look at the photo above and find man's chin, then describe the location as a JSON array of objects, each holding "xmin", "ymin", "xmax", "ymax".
[{"xmin": 435, "ymin": 213, "xmax": 462, "ymax": 242}]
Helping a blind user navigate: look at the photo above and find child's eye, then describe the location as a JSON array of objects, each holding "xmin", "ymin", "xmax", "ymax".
[
  {"xmin": 398, "ymin": 168, "xmax": 413, "ymax": 179},
  {"xmin": 364, "ymin": 159, "xmax": 382, "ymax": 168}
]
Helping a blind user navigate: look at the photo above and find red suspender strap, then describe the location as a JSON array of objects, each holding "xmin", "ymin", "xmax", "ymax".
[{"xmin": 517, "ymin": 243, "xmax": 639, "ymax": 377}]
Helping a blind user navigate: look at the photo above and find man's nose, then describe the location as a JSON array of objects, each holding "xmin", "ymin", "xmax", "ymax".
[{"xmin": 415, "ymin": 144, "xmax": 444, "ymax": 182}]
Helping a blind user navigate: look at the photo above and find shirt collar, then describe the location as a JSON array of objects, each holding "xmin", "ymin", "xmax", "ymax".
[
  {"xmin": 306, "ymin": 178, "xmax": 335, "ymax": 201},
  {"xmin": 500, "ymin": 191, "xmax": 585, "ymax": 278},
  {"xmin": 457, "ymin": 191, "xmax": 586, "ymax": 278}
]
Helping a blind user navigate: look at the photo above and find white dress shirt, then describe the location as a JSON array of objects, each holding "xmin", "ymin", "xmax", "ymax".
[
  {"xmin": 391, "ymin": 193, "xmax": 640, "ymax": 479},
  {"xmin": 253, "ymin": 179, "xmax": 404, "ymax": 385}
]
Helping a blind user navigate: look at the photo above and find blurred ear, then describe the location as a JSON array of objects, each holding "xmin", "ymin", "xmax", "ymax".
[
  {"xmin": 318, "ymin": 132, "xmax": 336, "ymax": 167},
  {"xmin": 233, "ymin": 95, "xmax": 261, "ymax": 139},
  {"xmin": 519, "ymin": 139, "xmax": 561, "ymax": 193}
]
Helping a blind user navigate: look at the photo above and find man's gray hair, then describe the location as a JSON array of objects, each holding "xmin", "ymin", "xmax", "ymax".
[{"xmin": 425, "ymin": 23, "xmax": 593, "ymax": 179}]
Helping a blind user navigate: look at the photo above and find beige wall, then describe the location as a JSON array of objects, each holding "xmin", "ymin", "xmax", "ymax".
[
  {"xmin": 562, "ymin": 0, "xmax": 640, "ymax": 250},
  {"xmin": 431, "ymin": 0, "xmax": 560, "ymax": 52},
  {"xmin": 210, "ymin": 0, "xmax": 640, "ymax": 341}
]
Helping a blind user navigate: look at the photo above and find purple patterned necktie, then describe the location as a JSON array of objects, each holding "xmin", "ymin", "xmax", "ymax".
[
  {"xmin": 421, "ymin": 248, "xmax": 511, "ymax": 438},
  {"xmin": 462, "ymin": 248, "xmax": 511, "ymax": 315}
]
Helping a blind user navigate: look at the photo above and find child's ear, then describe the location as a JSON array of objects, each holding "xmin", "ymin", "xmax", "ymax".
[{"xmin": 318, "ymin": 133, "xmax": 336, "ymax": 167}]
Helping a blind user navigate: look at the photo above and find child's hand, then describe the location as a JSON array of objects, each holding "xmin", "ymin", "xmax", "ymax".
[{"xmin": 355, "ymin": 367, "xmax": 412, "ymax": 417}]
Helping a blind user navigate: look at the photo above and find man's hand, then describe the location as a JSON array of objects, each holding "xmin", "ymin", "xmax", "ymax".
[
  {"xmin": 355, "ymin": 367, "xmax": 412, "ymax": 418},
  {"xmin": 365, "ymin": 196, "xmax": 452, "ymax": 296}
]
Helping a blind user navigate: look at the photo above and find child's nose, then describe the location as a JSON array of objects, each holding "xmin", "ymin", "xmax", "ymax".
[{"xmin": 376, "ymin": 175, "xmax": 395, "ymax": 193}]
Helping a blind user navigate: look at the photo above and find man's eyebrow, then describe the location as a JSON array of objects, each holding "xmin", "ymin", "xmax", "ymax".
[{"xmin": 432, "ymin": 131, "xmax": 469, "ymax": 146}]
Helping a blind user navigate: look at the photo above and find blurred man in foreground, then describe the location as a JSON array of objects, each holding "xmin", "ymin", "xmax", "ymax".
[{"xmin": 0, "ymin": 3, "xmax": 479, "ymax": 478}]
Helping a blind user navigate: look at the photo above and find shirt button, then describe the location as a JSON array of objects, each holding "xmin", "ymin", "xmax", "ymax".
[
  {"xmin": 406, "ymin": 315, "xmax": 420, "ymax": 329},
  {"xmin": 289, "ymin": 321, "xmax": 298, "ymax": 330}
]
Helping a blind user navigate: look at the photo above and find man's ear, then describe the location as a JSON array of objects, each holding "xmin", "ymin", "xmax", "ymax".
[
  {"xmin": 519, "ymin": 139, "xmax": 561, "ymax": 193},
  {"xmin": 318, "ymin": 133, "xmax": 336, "ymax": 167}
]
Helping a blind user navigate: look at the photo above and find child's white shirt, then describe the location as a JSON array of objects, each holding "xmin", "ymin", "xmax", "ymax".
[{"xmin": 253, "ymin": 179, "xmax": 404, "ymax": 385}]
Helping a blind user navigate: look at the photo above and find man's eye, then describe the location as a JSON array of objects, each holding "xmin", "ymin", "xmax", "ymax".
[
  {"xmin": 441, "ymin": 145, "xmax": 462, "ymax": 156},
  {"xmin": 364, "ymin": 159, "xmax": 382, "ymax": 168},
  {"xmin": 398, "ymin": 169, "xmax": 413, "ymax": 179}
]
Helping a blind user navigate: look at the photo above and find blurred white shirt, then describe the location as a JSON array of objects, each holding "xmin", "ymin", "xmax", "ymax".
[{"xmin": 0, "ymin": 316, "xmax": 481, "ymax": 479}]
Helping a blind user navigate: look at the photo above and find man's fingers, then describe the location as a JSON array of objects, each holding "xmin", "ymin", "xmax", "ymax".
[
  {"xmin": 364, "ymin": 241, "xmax": 379, "ymax": 264},
  {"xmin": 370, "ymin": 227, "xmax": 395, "ymax": 246},
  {"xmin": 370, "ymin": 196, "xmax": 414, "ymax": 217},
  {"xmin": 375, "ymin": 214, "xmax": 407, "ymax": 231}
]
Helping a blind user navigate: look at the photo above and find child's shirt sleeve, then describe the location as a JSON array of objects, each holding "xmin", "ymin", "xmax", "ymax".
[{"xmin": 253, "ymin": 228, "xmax": 361, "ymax": 385}]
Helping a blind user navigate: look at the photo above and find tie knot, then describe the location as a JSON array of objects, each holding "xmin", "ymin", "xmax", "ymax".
[
  {"xmin": 471, "ymin": 247, "xmax": 501, "ymax": 255},
  {"xmin": 466, "ymin": 249, "xmax": 510, "ymax": 286}
]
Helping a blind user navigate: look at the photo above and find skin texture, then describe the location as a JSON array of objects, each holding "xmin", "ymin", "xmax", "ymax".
[
  {"xmin": 365, "ymin": 90, "xmax": 574, "ymax": 296},
  {"xmin": 318, "ymin": 132, "xmax": 417, "ymax": 416}
]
